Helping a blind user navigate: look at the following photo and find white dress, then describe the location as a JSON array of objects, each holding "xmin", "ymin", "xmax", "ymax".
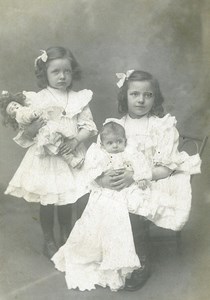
[
  {"xmin": 106, "ymin": 114, "xmax": 202, "ymax": 231},
  {"xmin": 52, "ymin": 144, "xmax": 153, "ymax": 291},
  {"xmin": 4, "ymin": 87, "xmax": 97, "ymax": 206}
]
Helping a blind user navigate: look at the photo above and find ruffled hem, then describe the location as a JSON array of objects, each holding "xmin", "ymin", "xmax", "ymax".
[
  {"xmin": 134, "ymin": 198, "xmax": 191, "ymax": 231},
  {"xmin": 128, "ymin": 172, "xmax": 193, "ymax": 231},
  {"xmin": 52, "ymin": 253, "xmax": 140, "ymax": 291},
  {"xmin": 4, "ymin": 186, "xmax": 84, "ymax": 205}
]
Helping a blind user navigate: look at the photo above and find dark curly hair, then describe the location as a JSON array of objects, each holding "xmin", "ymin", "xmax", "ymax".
[
  {"xmin": 35, "ymin": 46, "xmax": 82, "ymax": 89},
  {"xmin": 117, "ymin": 70, "xmax": 165, "ymax": 117},
  {"xmin": 0, "ymin": 92, "xmax": 26, "ymax": 130}
]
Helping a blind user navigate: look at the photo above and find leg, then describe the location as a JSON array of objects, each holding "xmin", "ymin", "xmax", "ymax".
[
  {"xmin": 124, "ymin": 214, "xmax": 151, "ymax": 291},
  {"xmin": 40, "ymin": 204, "xmax": 58, "ymax": 259},
  {"xmin": 76, "ymin": 193, "xmax": 89, "ymax": 219},
  {"xmin": 57, "ymin": 204, "xmax": 72, "ymax": 246}
]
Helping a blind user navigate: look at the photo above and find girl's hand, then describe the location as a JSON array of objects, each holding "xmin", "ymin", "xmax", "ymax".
[
  {"xmin": 24, "ymin": 116, "xmax": 46, "ymax": 139},
  {"xmin": 99, "ymin": 168, "xmax": 134, "ymax": 191},
  {"xmin": 59, "ymin": 138, "xmax": 79, "ymax": 155}
]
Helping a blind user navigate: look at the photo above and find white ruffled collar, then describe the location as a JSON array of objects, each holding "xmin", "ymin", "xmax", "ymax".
[{"xmin": 41, "ymin": 87, "xmax": 93, "ymax": 117}]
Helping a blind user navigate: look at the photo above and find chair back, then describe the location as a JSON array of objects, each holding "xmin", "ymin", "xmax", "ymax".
[{"xmin": 179, "ymin": 135, "xmax": 208, "ymax": 156}]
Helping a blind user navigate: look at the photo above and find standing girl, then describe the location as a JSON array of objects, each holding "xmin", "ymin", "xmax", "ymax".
[
  {"xmin": 3, "ymin": 47, "xmax": 97, "ymax": 258},
  {"xmin": 98, "ymin": 70, "xmax": 201, "ymax": 291}
]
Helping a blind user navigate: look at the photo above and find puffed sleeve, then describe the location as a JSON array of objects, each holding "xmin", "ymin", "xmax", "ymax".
[
  {"xmin": 22, "ymin": 91, "xmax": 40, "ymax": 107},
  {"xmin": 77, "ymin": 105, "xmax": 97, "ymax": 135},
  {"xmin": 126, "ymin": 147, "xmax": 152, "ymax": 181},
  {"xmin": 152, "ymin": 114, "xmax": 201, "ymax": 174},
  {"xmin": 83, "ymin": 143, "xmax": 109, "ymax": 184},
  {"xmin": 68, "ymin": 89, "xmax": 97, "ymax": 136}
]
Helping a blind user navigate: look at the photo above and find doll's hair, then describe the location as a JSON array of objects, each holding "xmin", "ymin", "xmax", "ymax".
[
  {"xmin": 0, "ymin": 91, "xmax": 26, "ymax": 130},
  {"xmin": 35, "ymin": 46, "xmax": 81, "ymax": 89},
  {"xmin": 117, "ymin": 70, "xmax": 165, "ymax": 117},
  {"xmin": 100, "ymin": 121, "xmax": 126, "ymax": 143}
]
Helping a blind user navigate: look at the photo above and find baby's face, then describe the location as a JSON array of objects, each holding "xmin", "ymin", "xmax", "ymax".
[
  {"xmin": 6, "ymin": 101, "xmax": 22, "ymax": 117},
  {"xmin": 102, "ymin": 133, "xmax": 126, "ymax": 154}
]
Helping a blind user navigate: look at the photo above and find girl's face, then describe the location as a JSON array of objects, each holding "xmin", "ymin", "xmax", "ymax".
[
  {"xmin": 102, "ymin": 133, "xmax": 126, "ymax": 154},
  {"xmin": 127, "ymin": 81, "xmax": 155, "ymax": 118},
  {"xmin": 46, "ymin": 58, "xmax": 72, "ymax": 91},
  {"xmin": 6, "ymin": 101, "xmax": 22, "ymax": 117}
]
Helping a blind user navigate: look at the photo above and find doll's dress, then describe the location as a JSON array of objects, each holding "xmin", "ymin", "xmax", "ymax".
[
  {"xmin": 5, "ymin": 87, "xmax": 97, "ymax": 205},
  {"xmin": 15, "ymin": 105, "xmax": 75, "ymax": 158},
  {"xmin": 52, "ymin": 144, "xmax": 155, "ymax": 291},
  {"xmin": 105, "ymin": 114, "xmax": 201, "ymax": 231},
  {"xmin": 33, "ymin": 106, "xmax": 85, "ymax": 168}
]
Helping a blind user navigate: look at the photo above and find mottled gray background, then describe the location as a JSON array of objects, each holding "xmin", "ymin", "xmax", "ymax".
[
  {"xmin": 0, "ymin": 0, "xmax": 209, "ymax": 186},
  {"xmin": 0, "ymin": 1, "xmax": 209, "ymax": 299}
]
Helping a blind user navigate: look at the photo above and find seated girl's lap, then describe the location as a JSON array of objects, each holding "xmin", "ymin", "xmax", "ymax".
[{"xmin": 151, "ymin": 172, "xmax": 191, "ymax": 195}]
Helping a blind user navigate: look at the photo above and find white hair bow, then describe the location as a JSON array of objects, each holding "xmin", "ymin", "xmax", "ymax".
[
  {"xmin": 1, "ymin": 90, "xmax": 9, "ymax": 96},
  {"xmin": 34, "ymin": 50, "xmax": 48, "ymax": 67},
  {"xmin": 116, "ymin": 69, "xmax": 135, "ymax": 88}
]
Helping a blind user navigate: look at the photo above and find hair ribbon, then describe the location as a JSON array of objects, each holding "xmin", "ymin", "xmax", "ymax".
[
  {"xmin": 116, "ymin": 69, "xmax": 135, "ymax": 88},
  {"xmin": 1, "ymin": 91, "xmax": 9, "ymax": 96},
  {"xmin": 34, "ymin": 50, "xmax": 48, "ymax": 67}
]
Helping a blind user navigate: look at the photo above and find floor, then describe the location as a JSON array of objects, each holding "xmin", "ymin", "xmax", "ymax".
[{"xmin": 0, "ymin": 147, "xmax": 210, "ymax": 300}]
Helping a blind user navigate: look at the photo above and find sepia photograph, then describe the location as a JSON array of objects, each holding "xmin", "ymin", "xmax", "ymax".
[{"xmin": 0, "ymin": 1, "xmax": 209, "ymax": 299}]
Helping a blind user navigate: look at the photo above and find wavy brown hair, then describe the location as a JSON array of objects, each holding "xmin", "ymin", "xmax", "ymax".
[
  {"xmin": 35, "ymin": 46, "xmax": 81, "ymax": 89},
  {"xmin": 117, "ymin": 70, "xmax": 165, "ymax": 117}
]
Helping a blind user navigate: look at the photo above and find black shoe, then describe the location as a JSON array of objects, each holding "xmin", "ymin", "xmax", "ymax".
[
  {"xmin": 124, "ymin": 261, "xmax": 151, "ymax": 291},
  {"xmin": 43, "ymin": 240, "xmax": 58, "ymax": 259}
]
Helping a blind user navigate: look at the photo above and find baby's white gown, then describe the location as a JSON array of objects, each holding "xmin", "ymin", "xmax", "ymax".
[
  {"xmin": 5, "ymin": 87, "xmax": 97, "ymax": 205},
  {"xmin": 52, "ymin": 144, "xmax": 153, "ymax": 291}
]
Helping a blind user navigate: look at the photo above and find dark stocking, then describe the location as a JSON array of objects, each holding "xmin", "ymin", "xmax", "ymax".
[
  {"xmin": 57, "ymin": 204, "xmax": 72, "ymax": 246},
  {"xmin": 39, "ymin": 204, "xmax": 57, "ymax": 258}
]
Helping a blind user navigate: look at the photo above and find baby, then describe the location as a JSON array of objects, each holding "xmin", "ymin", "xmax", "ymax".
[
  {"xmin": 99, "ymin": 121, "xmax": 149, "ymax": 190},
  {"xmin": 1, "ymin": 91, "xmax": 84, "ymax": 168},
  {"xmin": 84, "ymin": 121, "xmax": 153, "ymax": 214}
]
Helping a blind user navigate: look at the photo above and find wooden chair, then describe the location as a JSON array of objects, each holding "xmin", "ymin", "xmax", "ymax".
[{"xmin": 147, "ymin": 134, "xmax": 208, "ymax": 253}]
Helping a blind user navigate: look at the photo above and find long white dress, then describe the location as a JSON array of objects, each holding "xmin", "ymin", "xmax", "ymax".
[
  {"xmin": 112, "ymin": 113, "xmax": 202, "ymax": 231},
  {"xmin": 4, "ymin": 87, "xmax": 97, "ymax": 205},
  {"xmin": 52, "ymin": 144, "xmax": 153, "ymax": 291}
]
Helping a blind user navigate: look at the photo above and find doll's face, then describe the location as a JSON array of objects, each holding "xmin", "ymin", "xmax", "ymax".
[
  {"xmin": 101, "ymin": 132, "xmax": 126, "ymax": 154},
  {"xmin": 127, "ymin": 80, "xmax": 155, "ymax": 118},
  {"xmin": 46, "ymin": 58, "xmax": 72, "ymax": 91},
  {"xmin": 6, "ymin": 101, "xmax": 22, "ymax": 118}
]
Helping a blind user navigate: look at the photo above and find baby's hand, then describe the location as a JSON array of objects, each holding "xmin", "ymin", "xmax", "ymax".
[
  {"xmin": 137, "ymin": 180, "xmax": 148, "ymax": 190},
  {"xmin": 33, "ymin": 110, "xmax": 42, "ymax": 119}
]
